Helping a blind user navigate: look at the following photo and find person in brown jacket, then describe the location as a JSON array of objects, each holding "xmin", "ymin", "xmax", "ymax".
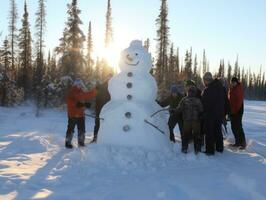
[
  {"xmin": 176, "ymin": 86, "xmax": 203, "ymax": 154},
  {"xmin": 65, "ymin": 78, "xmax": 97, "ymax": 148}
]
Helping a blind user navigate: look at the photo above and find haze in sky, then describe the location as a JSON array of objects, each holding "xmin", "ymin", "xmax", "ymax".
[{"xmin": 0, "ymin": 0, "xmax": 265, "ymax": 73}]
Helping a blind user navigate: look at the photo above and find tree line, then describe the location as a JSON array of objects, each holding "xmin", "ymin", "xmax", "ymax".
[
  {"xmin": 0, "ymin": 0, "xmax": 265, "ymax": 112},
  {"xmin": 154, "ymin": 0, "xmax": 266, "ymax": 101}
]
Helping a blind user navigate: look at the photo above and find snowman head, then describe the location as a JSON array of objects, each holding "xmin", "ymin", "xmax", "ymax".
[{"xmin": 119, "ymin": 40, "xmax": 152, "ymax": 72}]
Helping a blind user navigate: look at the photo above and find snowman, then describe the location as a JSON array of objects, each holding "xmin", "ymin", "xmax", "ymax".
[{"xmin": 97, "ymin": 40, "xmax": 170, "ymax": 150}]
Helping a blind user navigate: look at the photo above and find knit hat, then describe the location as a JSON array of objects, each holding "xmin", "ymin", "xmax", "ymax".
[
  {"xmin": 203, "ymin": 72, "xmax": 213, "ymax": 81},
  {"xmin": 170, "ymin": 84, "xmax": 178, "ymax": 94},
  {"xmin": 73, "ymin": 78, "xmax": 86, "ymax": 90},
  {"xmin": 231, "ymin": 77, "xmax": 239, "ymax": 84}
]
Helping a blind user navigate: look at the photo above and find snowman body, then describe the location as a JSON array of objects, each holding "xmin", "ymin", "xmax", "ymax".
[{"xmin": 97, "ymin": 40, "xmax": 170, "ymax": 150}]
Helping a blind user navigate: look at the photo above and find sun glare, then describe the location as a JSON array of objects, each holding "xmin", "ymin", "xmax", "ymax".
[{"xmin": 98, "ymin": 42, "xmax": 122, "ymax": 73}]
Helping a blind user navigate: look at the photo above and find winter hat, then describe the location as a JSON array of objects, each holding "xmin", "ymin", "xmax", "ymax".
[
  {"xmin": 203, "ymin": 72, "xmax": 213, "ymax": 81},
  {"xmin": 231, "ymin": 77, "xmax": 239, "ymax": 84},
  {"xmin": 170, "ymin": 84, "xmax": 178, "ymax": 94},
  {"xmin": 185, "ymin": 80, "xmax": 196, "ymax": 87},
  {"xmin": 73, "ymin": 78, "xmax": 86, "ymax": 90}
]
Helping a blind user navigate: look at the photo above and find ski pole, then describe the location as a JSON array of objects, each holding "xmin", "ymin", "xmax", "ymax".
[
  {"xmin": 85, "ymin": 114, "xmax": 104, "ymax": 121},
  {"xmin": 144, "ymin": 119, "xmax": 165, "ymax": 135}
]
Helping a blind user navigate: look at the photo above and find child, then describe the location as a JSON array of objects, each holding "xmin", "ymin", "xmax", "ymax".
[{"xmin": 176, "ymin": 86, "xmax": 203, "ymax": 154}]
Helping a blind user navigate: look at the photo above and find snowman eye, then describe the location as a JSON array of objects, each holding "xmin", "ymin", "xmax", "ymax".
[{"xmin": 135, "ymin": 53, "xmax": 138, "ymax": 56}]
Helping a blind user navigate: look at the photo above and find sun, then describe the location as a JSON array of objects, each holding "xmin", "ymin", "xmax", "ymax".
[{"xmin": 99, "ymin": 42, "xmax": 122, "ymax": 73}]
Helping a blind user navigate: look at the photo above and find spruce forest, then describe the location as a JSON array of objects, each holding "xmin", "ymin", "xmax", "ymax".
[{"xmin": 0, "ymin": 0, "xmax": 265, "ymax": 111}]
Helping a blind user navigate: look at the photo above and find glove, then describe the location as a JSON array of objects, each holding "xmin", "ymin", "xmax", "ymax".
[
  {"xmin": 76, "ymin": 102, "xmax": 85, "ymax": 108},
  {"xmin": 84, "ymin": 102, "xmax": 91, "ymax": 108}
]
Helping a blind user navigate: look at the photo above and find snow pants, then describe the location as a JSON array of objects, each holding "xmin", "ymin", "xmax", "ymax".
[
  {"xmin": 204, "ymin": 117, "xmax": 224, "ymax": 154},
  {"xmin": 231, "ymin": 106, "xmax": 246, "ymax": 147},
  {"xmin": 182, "ymin": 121, "xmax": 201, "ymax": 152},
  {"xmin": 65, "ymin": 117, "xmax": 85, "ymax": 144},
  {"xmin": 168, "ymin": 113, "xmax": 183, "ymax": 142}
]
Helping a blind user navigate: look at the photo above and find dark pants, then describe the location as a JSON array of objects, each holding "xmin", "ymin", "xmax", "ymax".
[
  {"xmin": 168, "ymin": 113, "xmax": 183, "ymax": 141},
  {"xmin": 182, "ymin": 121, "xmax": 201, "ymax": 152},
  {"xmin": 65, "ymin": 117, "xmax": 85, "ymax": 144},
  {"xmin": 204, "ymin": 117, "xmax": 224, "ymax": 154},
  {"xmin": 231, "ymin": 106, "xmax": 246, "ymax": 147},
  {"xmin": 93, "ymin": 116, "xmax": 100, "ymax": 139}
]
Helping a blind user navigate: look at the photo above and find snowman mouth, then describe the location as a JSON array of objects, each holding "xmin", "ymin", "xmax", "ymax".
[{"xmin": 126, "ymin": 60, "xmax": 140, "ymax": 66}]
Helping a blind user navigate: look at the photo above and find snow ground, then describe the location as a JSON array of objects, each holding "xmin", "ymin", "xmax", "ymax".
[{"xmin": 0, "ymin": 101, "xmax": 265, "ymax": 200}]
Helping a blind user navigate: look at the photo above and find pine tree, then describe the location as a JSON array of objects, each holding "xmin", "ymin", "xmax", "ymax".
[
  {"xmin": 1, "ymin": 39, "xmax": 12, "ymax": 78},
  {"xmin": 206, "ymin": 61, "xmax": 210, "ymax": 73},
  {"xmin": 55, "ymin": 28, "xmax": 68, "ymax": 54},
  {"xmin": 175, "ymin": 47, "xmax": 180, "ymax": 80},
  {"xmin": 248, "ymin": 68, "xmax": 253, "ymax": 98},
  {"xmin": 57, "ymin": 0, "xmax": 85, "ymax": 77},
  {"xmin": 18, "ymin": 1, "xmax": 32, "ymax": 100},
  {"xmin": 34, "ymin": 0, "xmax": 46, "ymax": 116},
  {"xmin": 184, "ymin": 50, "xmax": 192, "ymax": 80},
  {"xmin": 155, "ymin": 0, "xmax": 169, "ymax": 84},
  {"xmin": 167, "ymin": 43, "xmax": 175, "ymax": 86},
  {"xmin": 227, "ymin": 62, "xmax": 232, "ymax": 83},
  {"xmin": 86, "ymin": 21, "xmax": 94, "ymax": 77},
  {"xmin": 0, "ymin": 39, "xmax": 12, "ymax": 105},
  {"xmin": 104, "ymin": 0, "xmax": 113, "ymax": 48},
  {"xmin": 218, "ymin": 59, "xmax": 225, "ymax": 77},
  {"xmin": 202, "ymin": 49, "xmax": 207, "ymax": 75},
  {"xmin": 144, "ymin": 38, "xmax": 150, "ymax": 51},
  {"xmin": 237, "ymin": 65, "xmax": 241, "ymax": 80},
  {"xmin": 46, "ymin": 51, "xmax": 57, "ymax": 82},
  {"xmin": 8, "ymin": 0, "xmax": 18, "ymax": 78},
  {"xmin": 233, "ymin": 55, "xmax": 239, "ymax": 77},
  {"xmin": 193, "ymin": 54, "xmax": 198, "ymax": 78},
  {"xmin": 94, "ymin": 57, "xmax": 101, "ymax": 81},
  {"xmin": 35, "ymin": 0, "xmax": 46, "ymax": 57}
]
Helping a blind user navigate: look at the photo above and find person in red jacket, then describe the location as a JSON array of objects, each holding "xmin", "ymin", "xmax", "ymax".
[
  {"xmin": 65, "ymin": 78, "xmax": 97, "ymax": 149},
  {"xmin": 228, "ymin": 77, "xmax": 246, "ymax": 149}
]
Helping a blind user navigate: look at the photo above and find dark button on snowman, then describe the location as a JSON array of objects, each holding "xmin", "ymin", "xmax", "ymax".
[{"xmin": 97, "ymin": 40, "xmax": 170, "ymax": 150}]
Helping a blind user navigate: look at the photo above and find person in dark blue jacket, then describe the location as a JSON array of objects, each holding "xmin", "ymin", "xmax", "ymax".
[{"xmin": 202, "ymin": 72, "xmax": 225, "ymax": 155}]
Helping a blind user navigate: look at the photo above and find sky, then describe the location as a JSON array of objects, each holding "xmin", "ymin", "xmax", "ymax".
[{"xmin": 0, "ymin": 0, "xmax": 265, "ymax": 74}]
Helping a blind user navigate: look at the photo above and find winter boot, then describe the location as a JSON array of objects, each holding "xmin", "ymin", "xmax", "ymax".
[
  {"xmin": 181, "ymin": 148, "xmax": 188, "ymax": 154},
  {"xmin": 90, "ymin": 135, "xmax": 97, "ymax": 144},
  {"xmin": 204, "ymin": 151, "xmax": 214, "ymax": 156},
  {"xmin": 65, "ymin": 142, "xmax": 73, "ymax": 149},
  {"xmin": 78, "ymin": 141, "xmax": 85, "ymax": 147},
  {"xmin": 239, "ymin": 143, "xmax": 246, "ymax": 150},
  {"xmin": 170, "ymin": 133, "xmax": 176, "ymax": 143},
  {"xmin": 229, "ymin": 143, "xmax": 240, "ymax": 148}
]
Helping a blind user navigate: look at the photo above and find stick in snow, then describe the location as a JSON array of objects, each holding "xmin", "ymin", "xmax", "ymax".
[
  {"xmin": 85, "ymin": 114, "xmax": 104, "ymax": 121},
  {"xmin": 150, "ymin": 108, "xmax": 169, "ymax": 118},
  {"xmin": 144, "ymin": 119, "xmax": 165, "ymax": 135}
]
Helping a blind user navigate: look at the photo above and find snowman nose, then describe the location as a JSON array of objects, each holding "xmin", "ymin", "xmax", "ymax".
[{"xmin": 126, "ymin": 54, "xmax": 134, "ymax": 62}]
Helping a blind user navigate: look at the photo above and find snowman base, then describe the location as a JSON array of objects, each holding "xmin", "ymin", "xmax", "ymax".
[{"xmin": 97, "ymin": 101, "xmax": 170, "ymax": 151}]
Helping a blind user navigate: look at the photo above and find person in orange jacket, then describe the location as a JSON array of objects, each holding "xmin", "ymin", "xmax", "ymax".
[
  {"xmin": 228, "ymin": 77, "xmax": 246, "ymax": 149},
  {"xmin": 65, "ymin": 78, "xmax": 97, "ymax": 148}
]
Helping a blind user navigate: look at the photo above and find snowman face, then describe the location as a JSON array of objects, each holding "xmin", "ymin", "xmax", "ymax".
[
  {"xmin": 119, "ymin": 40, "xmax": 152, "ymax": 72},
  {"xmin": 125, "ymin": 52, "xmax": 140, "ymax": 66}
]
